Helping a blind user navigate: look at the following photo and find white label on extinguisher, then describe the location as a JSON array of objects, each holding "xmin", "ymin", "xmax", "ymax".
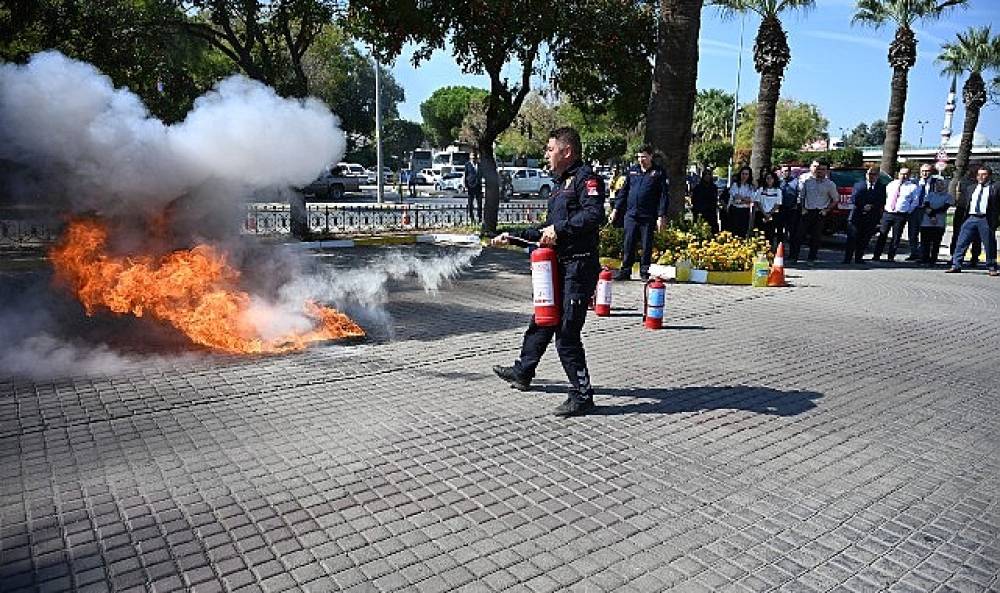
[
  {"xmin": 531, "ymin": 261, "xmax": 555, "ymax": 305},
  {"xmin": 596, "ymin": 279, "xmax": 612, "ymax": 305}
]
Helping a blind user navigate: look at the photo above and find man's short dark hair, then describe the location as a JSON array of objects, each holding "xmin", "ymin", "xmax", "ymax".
[
  {"xmin": 977, "ymin": 164, "xmax": 992, "ymax": 174},
  {"xmin": 815, "ymin": 159, "xmax": 830, "ymax": 169},
  {"xmin": 637, "ymin": 144, "xmax": 653, "ymax": 155},
  {"xmin": 549, "ymin": 127, "xmax": 582, "ymax": 158}
]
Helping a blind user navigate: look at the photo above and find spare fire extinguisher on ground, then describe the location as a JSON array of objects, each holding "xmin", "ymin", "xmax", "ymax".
[
  {"xmin": 594, "ymin": 267, "xmax": 613, "ymax": 316},
  {"xmin": 530, "ymin": 245, "xmax": 560, "ymax": 327},
  {"xmin": 643, "ymin": 277, "xmax": 666, "ymax": 329}
]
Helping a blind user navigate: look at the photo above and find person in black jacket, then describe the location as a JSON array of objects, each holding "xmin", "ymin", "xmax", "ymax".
[
  {"xmin": 843, "ymin": 167, "xmax": 886, "ymax": 263},
  {"xmin": 690, "ymin": 169, "xmax": 720, "ymax": 234},
  {"xmin": 609, "ymin": 145, "xmax": 668, "ymax": 281},
  {"xmin": 491, "ymin": 127, "xmax": 605, "ymax": 417}
]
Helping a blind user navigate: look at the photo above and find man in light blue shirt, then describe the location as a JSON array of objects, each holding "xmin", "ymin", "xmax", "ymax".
[{"xmin": 905, "ymin": 164, "xmax": 933, "ymax": 260}]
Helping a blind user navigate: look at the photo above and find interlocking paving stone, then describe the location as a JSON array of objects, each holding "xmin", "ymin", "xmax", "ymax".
[{"xmin": 2, "ymin": 248, "xmax": 999, "ymax": 592}]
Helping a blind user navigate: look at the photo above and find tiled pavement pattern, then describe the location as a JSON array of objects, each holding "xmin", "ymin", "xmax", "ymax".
[{"xmin": 1, "ymin": 247, "xmax": 999, "ymax": 593}]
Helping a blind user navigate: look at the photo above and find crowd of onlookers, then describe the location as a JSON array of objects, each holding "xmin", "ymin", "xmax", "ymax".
[{"xmin": 607, "ymin": 158, "xmax": 997, "ymax": 274}]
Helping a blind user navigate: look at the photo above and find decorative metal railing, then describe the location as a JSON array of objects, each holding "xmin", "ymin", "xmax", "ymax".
[
  {"xmin": 0, "ymin": 217, "xmax": 60, "ymax": 249},
  {"xmin": 243, "ymin": 202, "xmax": 549, "ymax": 235}
]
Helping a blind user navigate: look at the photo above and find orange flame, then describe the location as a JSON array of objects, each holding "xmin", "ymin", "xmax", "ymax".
[{"xmin": 49, "ymin": 218, "xmax": 364, "ymax": 354}]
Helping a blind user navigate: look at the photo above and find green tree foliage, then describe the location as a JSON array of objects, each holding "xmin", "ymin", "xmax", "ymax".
[
  {"xmin": 844, "ymin": 120, "xmax": 888, "ymax": 146},
  {"xmin": 382, "ymin": 119, "xmax": 426, "ymax": 164},
  {"xmin": 348, "ymin": 0, "xmax": 631, "ymax": 232},
  {"xmin": 168, "ymin": 0, "xmax": 339, "ymax": 97},
  {"xmin": 735, "ymin": 99, "xmax": 828, "ymax": 153},
  {"xmin": 692, "ymin": 141, "xmax": 734, "ymax": 168},
  {"xmin": 419, "ymin": 86, "xmax": 489, "ymax": 148},
  {"xmin": 692, "ymin": 88, "xmax": 736, "ymax": 143},
  {"xmin": 1, "ymin": 0, "xmax": 234, "ymax": 122},
  {"xmin": 492, "ymin": 92, "xmax": 563, "ymax": 161},
  {"xmin": 302, "ymin": 25, "xmax": 404, "ymax": 149},
  {"xmin": 550, "ymin": 0, "xmax": 656, "ymax": 129}
]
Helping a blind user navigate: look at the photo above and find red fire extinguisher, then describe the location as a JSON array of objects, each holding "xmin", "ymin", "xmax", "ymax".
[
  {"xmin": 530, "ymin": 246, "xmax": 560, "ymax": 327},
  {"xmin": 594, "ymin": 267, "xmax": 613, "ymax": 317},
  {"xmin": 643, "ymin": 277, "xmax": 666, "ymax": 329}
]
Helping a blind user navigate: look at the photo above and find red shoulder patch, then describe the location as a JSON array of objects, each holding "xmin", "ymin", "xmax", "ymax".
[{"xmin": 586, "ymin": 178, "xmax": 600, "ymax": 196}]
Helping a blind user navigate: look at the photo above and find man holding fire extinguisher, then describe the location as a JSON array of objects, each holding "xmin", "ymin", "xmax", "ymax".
[{"xmin": 491, "ymin": 127, "xmax": 606, "ymax": 417}]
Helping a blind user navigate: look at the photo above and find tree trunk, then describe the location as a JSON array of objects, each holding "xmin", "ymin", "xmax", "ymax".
[
  {"xmin": 479, "ymin": 137, "xmax": 501, "ymax": 233},
  {"xmin": 954, "ymin": 72, "xmax": 986, "ymax": 180},
  {"xmin": 954, "ymin": 102, "xmax": 981, "ymax": 180},
  {"xmin": 645, "ymin": 0, "xmax": 703, "ymax": 217},
  {"xmin": 881, "ymin": 66, "xmax": 909, "ymax": 174},
  {"xmin": 750, "ymin": 72, "xmax": 782, "ymax": 176}
]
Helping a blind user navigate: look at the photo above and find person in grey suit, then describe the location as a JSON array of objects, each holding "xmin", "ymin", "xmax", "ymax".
[{"xmin": 946, "ymin": 165, "xmax": 999, "ymax": 276}]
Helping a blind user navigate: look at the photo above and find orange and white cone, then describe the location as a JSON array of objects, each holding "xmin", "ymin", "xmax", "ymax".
[{"xmin": 767, "ymin": 243, "xmax": 787, "ymax": 287}]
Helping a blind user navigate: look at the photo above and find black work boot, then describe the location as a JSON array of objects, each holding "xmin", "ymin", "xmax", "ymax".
[
  {"xmin": 493, "ymin": 365, "xmax": 530, "ymax": 391},
  {"xmin": 553, "ymin": 391, "xmax": 595, "ymax": 417}
]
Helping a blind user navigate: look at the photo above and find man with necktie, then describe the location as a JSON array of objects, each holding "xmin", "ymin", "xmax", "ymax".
[
  {"xmin": 905, "ymin": 164, "xmax": 933, "ymax": 260},
  {"xmin": 873, "ymin": 167, "xmax": 918, "ymax": 262},
  {"xmin": 950, "ymin": 170, "xmax": 983, "ymax": 267},
  {"xmin": 946, "ymin": 165, "xmax": 999, "ymax": 276},
  {"xmin": 843, "ymin": 167, "xmax": 886, "ymax": 263}
]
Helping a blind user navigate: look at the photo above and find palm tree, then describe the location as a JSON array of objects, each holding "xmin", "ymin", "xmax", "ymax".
[
  {"xmin": 692, "ymin": 88, "xmax": 736, "ymax": 143},
  {"xmin": 646, "ymin": 0, "xmax": 704, "ymax": 217},
  {"xmin": 852, "ymin": 0, "xmax": 968, "ymax": 174},
  {"xmin": 936, "ymin": 26, "xmax": 1000, "ymax": 180},
  {"xmin": 711, "ymin": 0, "xmax": 814, "ymax": 176}
]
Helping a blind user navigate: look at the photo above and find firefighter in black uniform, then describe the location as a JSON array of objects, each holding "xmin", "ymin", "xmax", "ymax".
[
  {"xmin": 609, "ymin": 145, "xmax": 669, "ymax": 281},
  {"xmin": 491, "ymin": 127, "xmax": 605, "ymax": 417}
]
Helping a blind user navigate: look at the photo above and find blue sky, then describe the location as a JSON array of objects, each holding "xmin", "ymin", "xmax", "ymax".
[{"xmin": 386, "ymin": 0, "xmax": 1000, "ymax": 147}]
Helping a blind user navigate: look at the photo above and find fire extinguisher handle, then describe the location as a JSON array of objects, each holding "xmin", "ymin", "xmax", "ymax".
[{"xmin": 506, "ymin": 236, "xmax": 540, "ymax": 248}]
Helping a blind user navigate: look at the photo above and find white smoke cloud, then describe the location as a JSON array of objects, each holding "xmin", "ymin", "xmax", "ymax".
[
  {"xmin": 247, "ymin": 247, "xmax": 483, "ymax": 340},
  {"xmin": 0, "ymin": 51, "xmax": 345, "ymax": 216},
  {"xmin": 0, "ymin": 335, "xmax": 201, "ymax": 381}
]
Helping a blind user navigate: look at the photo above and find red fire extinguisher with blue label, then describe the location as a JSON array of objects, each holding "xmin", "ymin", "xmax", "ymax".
[{"xmin": 643, "ymin": 277, "xmax": 666, "ymax": 329}]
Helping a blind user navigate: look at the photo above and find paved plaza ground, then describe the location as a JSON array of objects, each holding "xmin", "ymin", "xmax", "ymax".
[{"xmin": 1, "ymin": 244, "xmax": 998, "ymax": 593}]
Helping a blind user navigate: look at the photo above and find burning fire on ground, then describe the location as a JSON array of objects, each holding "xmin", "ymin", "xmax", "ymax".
[{"xmin": 49, "ymin": 218, "xmax": 365, "ymax": 354}]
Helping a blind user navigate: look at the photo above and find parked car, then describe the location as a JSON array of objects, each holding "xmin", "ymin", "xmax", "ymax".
[
  {"xmin": 365, "ymin": 167, "xmax": 394, "ymax": 184},
  {"xmin": 420, "ymin": 168, "xmax": 442, "ymax": 186},
  {"xmin": 336, "ymin": 162, "xmax": 367, "ymax": 178},
  {"xmin": 301, "ymin": 164, "xmax": 363, "ymax": 201},
  {"xmin": 436, "ymin": 172, "xmax": 465, "ymax": 193},
  {"xmin": 499, "ymin": 167, "xmax": 553, "ymax": 199}
]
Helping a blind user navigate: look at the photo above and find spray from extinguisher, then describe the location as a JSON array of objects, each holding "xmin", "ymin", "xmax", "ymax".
[
  {"xmin": 643, "ymin": 277, "xmax": 666, "ymax": 329},
  {"xmin": 506, "ymin": 235, "xmax": 560, "ymax": 327},
  {"xmin": 594, "ymin": 267, "xmax": 613, "ymax": 316}
]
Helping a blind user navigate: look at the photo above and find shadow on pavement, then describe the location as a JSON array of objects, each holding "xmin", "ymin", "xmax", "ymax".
[{"xmin": 533, "ymin": 384, "xmax": 822, "ymax": 416}]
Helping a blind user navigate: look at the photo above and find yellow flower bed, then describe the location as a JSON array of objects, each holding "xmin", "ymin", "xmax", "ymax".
[{"xmin": 658, "ymin": 231, "xmax": 772, "ymax": 272}]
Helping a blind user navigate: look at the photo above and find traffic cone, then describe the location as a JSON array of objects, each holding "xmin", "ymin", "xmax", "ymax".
[{"xmin": 767, "ymin": 242, "xmax": 787, "ymax": 287}]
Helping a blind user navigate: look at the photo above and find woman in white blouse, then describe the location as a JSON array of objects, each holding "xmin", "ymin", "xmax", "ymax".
[
  {"xmin": 754, "ymin": 171, "xmax": 783, "ymax": 249},
  {"xmin": 727, "ymin": 166, "xmax": 755, "ymax": 237}
]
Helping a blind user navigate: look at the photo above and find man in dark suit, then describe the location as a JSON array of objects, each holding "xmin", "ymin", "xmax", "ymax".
[
  {"xmin": 843, "ymin": 167, "xmax": 886, "ymax": 263},
  {"xmin": 950, "ymin": 171, "xmax": 982, "ymax": 266},
  {"xmin": 946, "ymin": 165, "xmax": 999, "ymax": 276},
  {"xmin": 609, "ymin": 145, "xmax": 668, "ymax": 281}
]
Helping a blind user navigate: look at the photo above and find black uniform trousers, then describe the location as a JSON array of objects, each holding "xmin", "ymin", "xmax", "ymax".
[
  {"xmin": 621, "ymin": 216, "xmax": 657, "ymax": 276},
  {"xmin": 844, "ymin": 214, "xmax": 879, "ymax": 262},
  {"xmin": 466, "ymin": 185, "xmax": 482, "ymax": 222},
  {"xmin": 791, "ymin": 209, "xmax": 825, "ymax": 261},
  {"xmin": 515, "ymin": 258, "xmax": 599, "ymax": 396},
  {"xmin": 873, "ymin": 212, "xmax": 908, "ymax": 260},
  {"xmin": 950, "ymin": 208, "xmax": 982, "ymax": 264}
]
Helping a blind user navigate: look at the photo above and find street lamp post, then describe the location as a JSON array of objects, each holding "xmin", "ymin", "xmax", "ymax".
[
  {"xmin": 727, "ymin": 12, "xmax": 746, "ymax": 183},
  {"xmin": 373, "ymin": 57, "xmax": 384, "ymax": 204},
  {"xmin": 917, "ymin": 119, "xmax": 929, "ymax": 148}
]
